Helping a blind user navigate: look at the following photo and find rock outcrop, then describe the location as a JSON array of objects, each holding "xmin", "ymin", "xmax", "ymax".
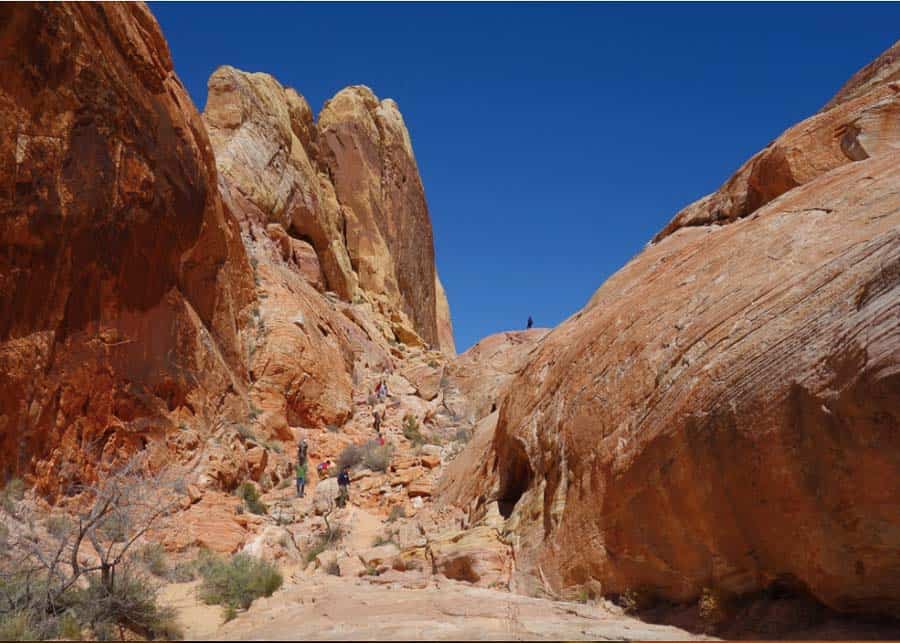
[
  {"xmin": 204, "ymin": 67, "xmax": 455, "ymax": 354},
  {"xmin": 653, "ymin": 41, "xmax": 900, "ymax": 242},
  {"xmin": 442, "ymin": 329, "xmax": 548, "ymax": 425},
  {"xmin": 445, "ymin": 43, "xmax": 900, "ymax": 618},
  {"xmin": 0, "ymin": 3, "xmax": 254, "ymax": 494}
]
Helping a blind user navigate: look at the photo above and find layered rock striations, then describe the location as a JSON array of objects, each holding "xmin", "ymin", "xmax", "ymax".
[
  {"xmin": 0, "ymin": 3, "xmax": 456, "ymax": 500},
  {"xmin": 204, "ymin": 66, "xmax": 455, "ymax": 355},
  {"xmin": 445, "ymin": 42, "xmax": 900, "ymax": 617},
  {"xmin": 0, "ymin": 3, "xmax": 255, "ymax": 495},
  {"xmin": 653, "ymin": 41, "xmax": 900, "ymax": 243}
]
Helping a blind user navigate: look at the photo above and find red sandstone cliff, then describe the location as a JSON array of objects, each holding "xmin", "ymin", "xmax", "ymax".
[
  {"xmin": 0, "ymin": 3, "xmax": 255, "ymax": 495},
  {"xmin": 443, "ymin": 42, "xmax": 900, "ymax": 617}
]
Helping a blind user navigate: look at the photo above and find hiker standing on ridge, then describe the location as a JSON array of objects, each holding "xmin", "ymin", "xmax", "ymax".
[{"xmin": 527, "ymin": 315, "xmax": 534, "ymax": 330}]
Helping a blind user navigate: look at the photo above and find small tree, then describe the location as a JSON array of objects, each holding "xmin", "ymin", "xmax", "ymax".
[{"xmin": 0, "ymin": 452, "xmax": 185, "ymax": 639}]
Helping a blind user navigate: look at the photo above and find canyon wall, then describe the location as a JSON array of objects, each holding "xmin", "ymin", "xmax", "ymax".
[
  {"xmin": 0, "ymin": 3, "xmax": 255, "ymax": 495},
  {"xmin": 444, "ymin": 42, "xmax": 900, "ymax": 617},
  {"xmin": 0, "ymin": 3, "xmax": 455, "ymax": 497}
]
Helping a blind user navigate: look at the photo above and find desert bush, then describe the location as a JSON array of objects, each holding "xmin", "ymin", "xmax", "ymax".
[
  {"xmin": 362, "ymin": 440, "xmax": 392, "ymax": 472},
  {"xmin": 198, "ymin": 553, "xmax": 282, "ymax": 611},
  {"xmin": 0, "ymin": 454, "xmax": 185, "ymax": 640},
  {"xmin": 386, "ymin": 505, "xmax": 407, "ymax": 523},
  {"xmin": 97, "ymin": 509, "xmax": 130, "ymax": 543},
  {"xmin": 168, "ymin": 561, "xmax": 197, "ymax": 583},
  {"xmin": 1, "ymin": 478, "xmax": 25, "ymax": 514},
  {"xmin": 236, "ymin": 482, "xmax": 267, "ymax": 515},
  {"xmin": 75, "ymin": 567, "xmax": 182, "ymax": 640},
  {"xmin": 337, "ymin": 444, "xmax": 364, "ymax": 471},
  {"xmin": 372, "ymin": 534, "xmax": 396, "ymax": 547},
  {"xmin": 259, "ymin": 438, "xmax": 282, "ymax": 454},
  {"xmin": 304, "ymin": 525, "xmax": 344, "ymax": 564},
  {"xmin": 0, "ymin": 612, "xmax": 36, "ymax": 641},
  {"xmin": 453, "ymin": 427, "xmax": 472, "ymax": 444},
  {"xmin": 137, "ymin": 543, "xmax": 168, "ymax": 578},
  {"xmin": 235, "ymin": 424, "xmax": 256, "ymax": 442},
  {"xmin": 402, "ymin": 415, "xmax": 424, "ymax": 446}
]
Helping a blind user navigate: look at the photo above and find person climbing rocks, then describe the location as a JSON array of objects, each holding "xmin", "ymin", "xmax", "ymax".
[
  {"xmin": 376, "ymin": 379, "xmax": 389, "ymax": 401},
  {"xmin": 297, "ymin": 438, "xmax": 308, "ymax": 465},
  {"xmin": 317, "ymin": 459, "xmax": 332, "ymax": 478},
  {"xmin": 373, "ymin": 409, "xmax": 382, "ymax": 436},
  {"xmin": 527, "ymin": 315, "xmax": 534, "ymax": 330},
  {"xmin": 337, "ymin": 467, "xmax": 351, "ymax": 507},
  {"xmin": 295, "ymin": 460, "xmax": 307, "ymax": 498}
]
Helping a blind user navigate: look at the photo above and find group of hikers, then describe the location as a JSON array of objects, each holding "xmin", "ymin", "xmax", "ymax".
[
  {"xmin": 293, "ymin": 439, "xmax": 351, "ymax": 507},
  {"xmin": 290, "ymin": 370, "xmax": 399, "ymax": 508}
]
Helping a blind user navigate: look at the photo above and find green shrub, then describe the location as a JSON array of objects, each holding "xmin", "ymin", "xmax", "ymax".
[
  {"xmin": 362, "ymin": 440, "xmax": 392, "ymax": 472},
  {"xmin": 98, "ymin": 510, "xmax": 129, "ymax": 543},
  {"xmin": 453, "ymin": 428, "xmax": 472, "ymax": 444},
  {"xmin": 337, "ymin": 444, "xmax": 363, "ymax": 471},
  {"xmin": 304, "ymin": 526, "xmax": 344, "ymax": 564},
  {"xmin": 235, "ymin": 424, "xmax": 256, "ymax": 442},
  {"xmin": 236, "ymin": 482, "xmax": 267, "ymax": 515},
  {"xmin": 68, "ymin": 567, "xmax": 182, "ymax": 640},
  {"xmin": 386, "ymin": 505, "xmax": 406, "ymax": 523},
  {"xmin": 0, "ymin": 612, "xmax": 36, "ymax": 641},
  {"xmin": 168, "ymin": 561, "xmax": 198, "ymax": 583},
  {"xmin": 57, "ymin": 611, "xmax": 81, "ymax": 640},
  {"xmin": 402, "ymin": 415, "xmax": 424, "ymax": 446},
  {"xmin": 1, "ymin": 477, "xmax": 25, "ymax": 513},
  {"xmin": 198, "ymin": 554, "xmax": 283, "ymax": 611},
  {"xmin": 137, "ymin": 543, "xmax": 168, "ymax": 578}
]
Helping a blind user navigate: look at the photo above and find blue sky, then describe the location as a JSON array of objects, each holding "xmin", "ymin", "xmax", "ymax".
[{"xmin": 152, "ymin": 2, "xmax": 898, "ymax": 352}]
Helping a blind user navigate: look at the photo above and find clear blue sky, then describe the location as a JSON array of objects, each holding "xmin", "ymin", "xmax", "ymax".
[{"xmin": 152, "ymin": 2, "xmax": 897, "ymax": 352}]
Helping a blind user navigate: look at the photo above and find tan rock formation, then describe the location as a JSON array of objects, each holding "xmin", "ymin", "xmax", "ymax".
[
  {"xmin": 446, "ymin": 45, "xmax": 900, "ymax": 617},
  {"xmin": 0, "ymin": 3, "xmax": 254, "ymax": 495},
  {"xmin": 318, "ymin": 85, "xmax": 452, "ymax": 352},
  {"xmin": 204, "ymin": 68, "xmax": 455, "ymax": 354},
  {"xmin": 205, "ymin": 66, "xmax": 357, "ymax": 300}
]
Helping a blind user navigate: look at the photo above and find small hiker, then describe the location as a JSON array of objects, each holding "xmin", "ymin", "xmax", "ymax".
[
  {"xmin": 297, "ymin": 438, "xmax": 308, "ymax": 465},
  {"xmin": 337, "ymin": 467, "xmax": 351, "ymax": 507},
  {"xmin": 373, "ymin": 410, "xmax": 382, "ymax": 436},
  {"xmin": 295, "ymin": 460, "xmax": 307, "ymax": 498},
  {"xmin": 316, "ymin": 459, "xmax": 332, "ymax": 478},
  {"xmin": 527, "ymin": 315, "xmax": 534, "ymax": 330}
]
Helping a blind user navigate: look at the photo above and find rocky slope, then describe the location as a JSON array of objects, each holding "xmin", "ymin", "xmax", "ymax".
[{"xmin": 443, "ymin": 41, "xmax": 900, "ymax": 620}]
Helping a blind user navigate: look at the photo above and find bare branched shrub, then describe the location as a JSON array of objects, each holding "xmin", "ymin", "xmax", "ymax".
[
  {"xmin": 0, "ymin": 453, "xmax": 185, "ymax": 639},
  {"xmin": 337, "ymin": 444, "xmax": 364, "ymax": 470}
]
